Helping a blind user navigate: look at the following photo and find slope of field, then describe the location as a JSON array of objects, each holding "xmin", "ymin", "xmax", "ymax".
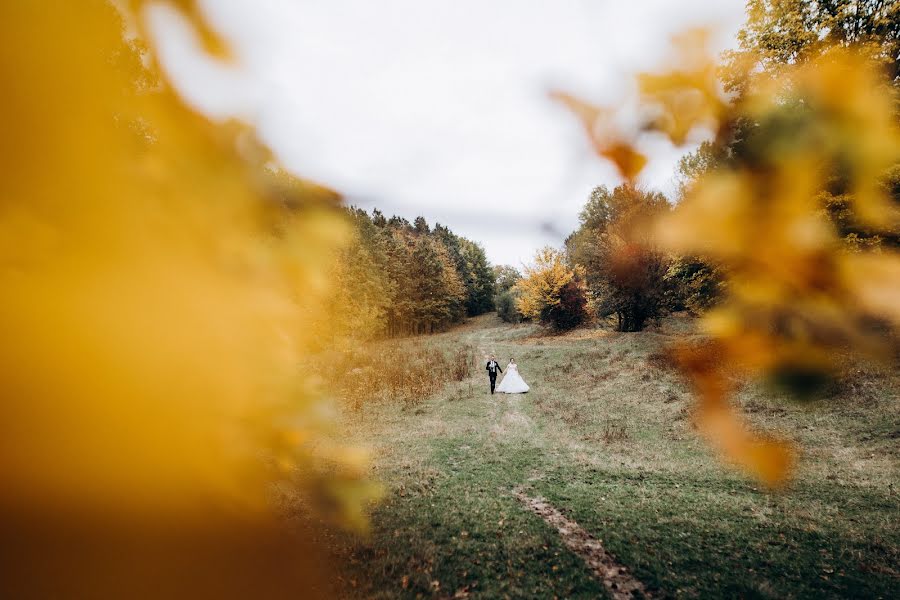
[{"xmin": 325, "ymin": 314, "xmax": 899, "ymax": 599}]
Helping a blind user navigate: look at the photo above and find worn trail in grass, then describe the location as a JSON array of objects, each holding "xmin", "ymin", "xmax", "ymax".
[{"xmin": 330, "ymin": 314, "xmax": 900, "ymax": 599}]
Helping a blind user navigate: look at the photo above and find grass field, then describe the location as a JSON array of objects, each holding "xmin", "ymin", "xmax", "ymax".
[{"xmin": 324, "ymin": 314, "xmax": 899, "ymax": 599}]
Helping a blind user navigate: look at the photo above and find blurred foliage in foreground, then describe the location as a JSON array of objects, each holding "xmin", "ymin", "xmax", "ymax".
[
  {"xmin": 555, "ymin": 9, "xmax": 900, "ymax": 485},
  {"xmin": 0, "ymin": 1, "xmax": 380, "ymax": 597}
]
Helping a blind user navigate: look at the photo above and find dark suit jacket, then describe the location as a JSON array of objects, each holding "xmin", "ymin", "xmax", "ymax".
[{"xmin": 486, "ymin": 360, "xmax": 502, "ymax": 376}]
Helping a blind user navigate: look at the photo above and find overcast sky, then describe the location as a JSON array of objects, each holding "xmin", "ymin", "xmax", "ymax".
[{"xmin": 146, "ymin": 0, "xmax": 747, "ymax": 267}]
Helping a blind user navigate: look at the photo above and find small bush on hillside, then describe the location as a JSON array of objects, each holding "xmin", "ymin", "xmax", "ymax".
[
  {"xmin": 496, "ymin": 289, "xmax": 523, "ymax": 323},
  {"xmin": 542, "ymin": 279, "xmax": 589, "ymax": 330}
]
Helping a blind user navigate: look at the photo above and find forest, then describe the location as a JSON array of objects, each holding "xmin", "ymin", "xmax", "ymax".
[{"xmin": 327, "ymin": 209, "xmax": 495, "ymax": 340}]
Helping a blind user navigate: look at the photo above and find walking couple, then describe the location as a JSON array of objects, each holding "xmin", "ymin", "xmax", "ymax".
[{"xmin": 485, "ymin": 354, "xmax": 529, "ymax": 394}]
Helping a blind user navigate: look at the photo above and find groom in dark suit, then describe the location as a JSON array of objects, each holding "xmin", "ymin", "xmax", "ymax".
[{"xmin": 486, "ymin": 354, "xmax": 503, "ymax": 394}]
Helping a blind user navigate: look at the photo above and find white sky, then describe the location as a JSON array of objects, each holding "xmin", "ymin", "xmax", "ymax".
[{"xmin": 146, "ymin": 0, "xmax": 747, "ymax": 267}]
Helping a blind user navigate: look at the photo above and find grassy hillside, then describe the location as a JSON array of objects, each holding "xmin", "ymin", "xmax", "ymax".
[{"xmin": 320, "ymin": 314, "xmax": 899, "ymax": 599}]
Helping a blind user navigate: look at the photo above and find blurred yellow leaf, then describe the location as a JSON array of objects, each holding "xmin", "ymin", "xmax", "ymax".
[
  {"xmin": 637, "ymin": 28, "xmax": 726, "ymax": 145},
  {"xmin": 588, "ymin": 30, "xmax": 900, "ymax": 485},
  {"xmin": 131, "ymin": 0, "xmax": 233, "ymax": 59},
  {"xmin": 1, "ymin": 1, "xmax": 378, "ymax": 596},
  {"xmin": 697, "ymin": 405, "xmax": 795, "ymax": 487},
  {"xmin": 550, "ymin": 91, "xmax": 648, "ymax": 180}
]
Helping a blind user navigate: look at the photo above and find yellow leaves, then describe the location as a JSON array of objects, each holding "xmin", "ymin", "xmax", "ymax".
[
  {"xmin": 1, "ymin": 0, "xmax": 376, "ymax": 542},
  {"xmin": 637, "ymin": 29, "xmax": 726, "ymax": 146},
  {"xmin": 673, "ymin": 342, "xmax": 795, "ymax": 487},
  {"xmin": 515, "ymin": 247, "xmax": 577, "ymax": 320},
  {"xmin": 675, "ymin": 52, "xmax": 899, "ymax": 483},
  {"xmin": 550, "ymin": 91, "xmax": 648, "ymax": 181},
  {"xmin": 568, "ymin": 28, "xmax": 900, "ymax": 486},
  {"xmin": 130, "ymin": 0, "xmax": 233, "ymax": 59},
  {"xmin": 697, "ymin": 404, "xmax": 795, "ymax": 486},
  {"xmin": 660, "ymin": 159, "xmax": 838, "ymax": 310},
  {"xmin": 1, "ymin": 4, "xmax": 389, "ymax": 594},
  {"xmin": 840, "ymin": 252, "xmax": 900, "ymax": 327},
  {"xmin": 601, "ymin": 143, "xmax": 649, "ymax": 183},
  {"xmin": 655, "ymin": 172, "xmax": 754, "ymax": 259},
  {"xmin": 552, "ymin": 29, "xmax": 725, "ymax": 180},
  {"xmin": 742, "ymin": 48, "xmax": 900, "ymax": 230},
  {"xmin": 661, "ymin": 51, "xmax": 900, "ymax": 348}
]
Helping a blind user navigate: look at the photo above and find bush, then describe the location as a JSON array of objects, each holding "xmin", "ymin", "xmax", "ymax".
[
  {"xmin": 542, "ymin": 279, "xmax": 589, "ymax": 330},
  {"xmin": 664, "ymin": 256, "xmax": 724, "ymax": 314},
  {"xmin": 496, "ymin": 289, "xmax": 523, "ymax": 323}
]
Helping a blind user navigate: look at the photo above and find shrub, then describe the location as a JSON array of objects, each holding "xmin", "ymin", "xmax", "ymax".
[
  {"xmin": 496, "ymin": 289, "xmax": 523, "ymax": 323},
  {"xmin": 664, "ymin": 256, "xmax": 724, "ymax": 314},
  {"xmin": 542, "ymin": 279, "xmax": 589, "ymax": 330}
]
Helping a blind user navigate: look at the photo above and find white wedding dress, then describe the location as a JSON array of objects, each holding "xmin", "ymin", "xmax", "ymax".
[{"xmin": 496, "ymin": 362, "xmax": 529, "ymax": 394}]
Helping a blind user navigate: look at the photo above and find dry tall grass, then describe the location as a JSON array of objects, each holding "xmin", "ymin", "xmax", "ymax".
[{"xmin": 312, "ymin": 339, "xmax": 476, "ymax": 409}]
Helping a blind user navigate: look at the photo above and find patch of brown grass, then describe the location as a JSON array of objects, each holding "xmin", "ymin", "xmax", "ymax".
[{"xmin": 312, "ymin": 339, "xmax": 476, "ymax": 409}]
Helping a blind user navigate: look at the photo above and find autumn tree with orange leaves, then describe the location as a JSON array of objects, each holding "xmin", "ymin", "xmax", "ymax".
[{"xmin": 516, "ymin": 247, "xmax": 589, "ymax": 331}]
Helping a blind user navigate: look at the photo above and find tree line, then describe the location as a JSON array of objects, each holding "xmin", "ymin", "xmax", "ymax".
[
  {"xmin": 327, "ymin": 208, "xmax": 496, "ymax": 341},
  {"xmin": 505, "ymin": 168, "xmax": 899, "ymax": 334}
]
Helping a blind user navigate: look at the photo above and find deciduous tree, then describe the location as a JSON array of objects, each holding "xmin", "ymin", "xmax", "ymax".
[
  {"xmin": 516, "ymin": 247, "xmax": 589, "ymax": 330},
  {"xmin": 567, "ymin": 185, "xmax": 672, "ymax": 331}
]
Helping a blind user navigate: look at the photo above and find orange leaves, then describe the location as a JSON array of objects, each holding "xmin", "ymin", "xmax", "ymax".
[
  {"xmin": 637, "ymin": 29, "xmax": 726, "ymax": 146},
  {"xmin": 697, "ymin": 404, "xmax": 795, "ymax": 486},
  {"xmin": 601, "ymin": 143, "xmax": 650, "ymax": 183},
  {"xmin": 550, "ymin": 91, "xmax": 648, "ymax": 181},
  {"xmin": 516, "ymin": 247, "xmax": 582, "ymax": 321},
  {"xmin": 552, "ymin": 29, "xmax": 725, "ymax": 180},
  {"xmin": 673, "ymin": 342, "xmax": 795, "ymax": 487},
  {"xmin": 565, "ymin": 29, "xmax": 900, "ymax": 486}
]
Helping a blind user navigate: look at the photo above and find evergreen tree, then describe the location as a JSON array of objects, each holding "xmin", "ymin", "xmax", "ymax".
[
  {"xmin": 460, "ymin": 239, "xmax": 496, "ymax": 315},
  {"xmin": 413, "ymin": 216, "xmax": 430, "ymax": 235}
]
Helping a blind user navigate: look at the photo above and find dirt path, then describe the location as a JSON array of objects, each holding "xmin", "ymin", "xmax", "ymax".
[
  {"xmin": 513, "ymin": 488, "xmax": 651, "ymax": 599},
  {"xmin": 470, "ymin": 320, "xmax": 650, "ymax": 597},
  {"xmin": 337, "ymin": 314, "xmax": 900, "ymax": 598}
]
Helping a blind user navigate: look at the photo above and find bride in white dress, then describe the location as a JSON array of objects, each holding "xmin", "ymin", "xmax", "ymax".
[{"xmin": 496, "ymin": 358, "xmax": 529, "ymax": 394}]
